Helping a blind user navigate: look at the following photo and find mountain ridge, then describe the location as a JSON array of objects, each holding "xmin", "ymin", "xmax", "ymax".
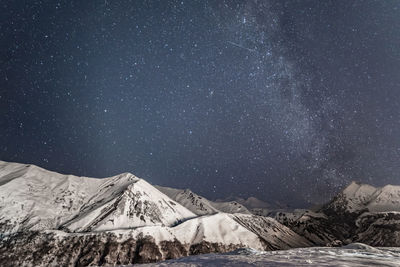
[
  {"xmin": 0, "ymin": 160, "xmax": 311, "ymax": 266},
  {"xmin": 1, "ymin": 160, "xmax": 400, "ymax": 266}
]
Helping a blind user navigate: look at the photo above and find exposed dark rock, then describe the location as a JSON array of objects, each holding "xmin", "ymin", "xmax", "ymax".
[
  {"xmin": 0, "ymin": 231, "xmax": 255, "ymax": 266},
  {"xmin": 189, "ymin": 241, "xmax": 239, "ymax": 255},
  {"xmin": 159, "ymin": 239, "xmax": 188, "ymax": 260},
  {"xmin": 354, "ymin": 212, "xmax": 400, "ymax": 246}
]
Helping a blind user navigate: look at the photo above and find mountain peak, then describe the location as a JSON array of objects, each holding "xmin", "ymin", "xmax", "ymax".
[
  {"xmin": 326, "ymin": 181, "xmax": 400, "ymax": 214},
  {"xmin": 0, "ymin": 160, "xmax": 195, "ymax": 234}
]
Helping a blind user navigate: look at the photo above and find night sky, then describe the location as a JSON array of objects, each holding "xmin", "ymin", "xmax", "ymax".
[{"xmin": 2, "ymin": 0, "xmax": 400, "ymax": 206}]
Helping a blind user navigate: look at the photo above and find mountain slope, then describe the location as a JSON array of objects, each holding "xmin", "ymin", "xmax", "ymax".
[
  {"xmin": 64, "ymin": 178, "xmax": 196, "ymax": 232},
  {"xmin": 154, "ymin": 186, "xmax": 220, "ymax": 215},
  {"xmin": 232, "ymin": 214, "xmax": 312, "ymax": 249}
]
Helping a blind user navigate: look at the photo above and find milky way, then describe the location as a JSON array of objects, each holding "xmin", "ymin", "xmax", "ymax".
[{"xmin": 2, "ymin": 0, "xmax": 400, "ymax": 206}]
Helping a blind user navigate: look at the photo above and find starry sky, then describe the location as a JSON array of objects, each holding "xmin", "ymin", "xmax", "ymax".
[{"xmin": 2, "ymin": 0, "xmax": 400, "ymax": 206}]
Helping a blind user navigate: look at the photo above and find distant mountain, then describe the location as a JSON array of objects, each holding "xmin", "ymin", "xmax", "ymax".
[
  {"xmin": 278, "ymin": 181, "xmax": 400, "ymax": 247},
  {"xmin": 227, "ymin": 196, "xmax": 272, "ymax": 216},
  {"xmin": 154, "ymin": 186, "xmax": 220, "ymax": 215},
  {"xmin": 215, "ymin": 196, "xmax": 289, "ymax": 216},
  {"xmin": 0, "ymin": 160, "xmax": 310, "ymax": 266},
  {"xmin": 156, "ymin": 185, "xmax": 251, "ymax": 215},
  {"xmin": 234, "ymin": 196, "xmax": 272, "ymax": 209},
  {"xmin": 324, "ymin": 181, "xmax": 400, "ymax": 214}
]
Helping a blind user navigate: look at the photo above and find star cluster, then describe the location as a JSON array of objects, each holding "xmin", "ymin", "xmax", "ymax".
[{"xmin": 2, "ymin": 0, "xmax": 400, "ymax": 206}]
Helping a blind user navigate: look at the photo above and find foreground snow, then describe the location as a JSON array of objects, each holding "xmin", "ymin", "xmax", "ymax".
[{"xmin": 140, "ymin": 243, "xmax": 400, "ymax": 267}]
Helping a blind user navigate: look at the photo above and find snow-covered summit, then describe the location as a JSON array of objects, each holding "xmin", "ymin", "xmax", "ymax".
[
  {"xmin": 0, "ymin": 160, "xmax": 195, "ymax": 233},
  {"xmin": 327, "ymin": 181, "xmax": 400, "ymax": 213}
]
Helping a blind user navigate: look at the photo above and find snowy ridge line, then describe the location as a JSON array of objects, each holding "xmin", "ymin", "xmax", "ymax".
[
  {"xmin": 2, "ymin": 160, "xmax": 400, "ymax": 266},
  {"xmin": 331, "ymin": 181, "xmax": 400, "ymax": 213},
  {"xmin": 0, "ymin": 160, "xmax": 195, "ymax": 234},
  {"xmin": 155, "ymin": 185, "xmax": 251, "ymax": 216},
  {"xmin": 0, "ymin": 160, "xmax": 304, "ymax": 248}
]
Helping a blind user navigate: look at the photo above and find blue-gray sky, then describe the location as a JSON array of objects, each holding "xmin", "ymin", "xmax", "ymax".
[{"xmin": 2, "ymin": 0, "xmax": 400, "ymax": 206}]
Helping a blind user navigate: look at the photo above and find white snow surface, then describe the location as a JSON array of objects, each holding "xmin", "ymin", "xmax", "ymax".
[
  {"xmin": 171, "ymin": 213, "xmax": 263, "ymax": 247},
  {"xmin": 47, "ymin": 212, "xmax": 310, "ymax": 252},
  {"xmin": 139, "ymin": 244, "xmax": 400, "ymax": 267},
  {"xmin": 49, "ymin": 213, "xmax": 266, "ymax": 249},
  {"xmin": 155, "ymin": 186, "xmax": 220, "ymax": 215}
]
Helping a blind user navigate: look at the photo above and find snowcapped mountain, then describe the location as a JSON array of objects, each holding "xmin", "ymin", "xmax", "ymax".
[
  {"xmin": 324, "ymin": 181, "xmax": 400, "ymax": 215},
  {"xmin": 63, "ymin": 178, "xmax": 196, "ymax": 232},
  {"xmin": 233, "ymin": 196, "xmax": 273, "ymax": 216},
  {"xmin": 155, "ymin": 185, "xmax": 251, "ymax": 215},
  {"xmin": 0, "ymin": 161, "xmax": 195, "ymax": 233},
  {"xmin": 277, "ymin": 181, "xmax": 400, "ymax": 247},
  {"xmin": 210, "ymin": 200, "xmax": 251, "ymax": 214},
  {"xmin": 2, "ymin": 160, "xmax": 400, "ymax": 266},
  {"xmin": 0, "ymin": 212, "xmax": 312, "ymax": 266},
  {"xmin": 154, "ymin": 186, "xmax": 220, "ymax": 215},
  {"xmin": 0, "ymin": 160, "xmax": 311, "ymax": 266},
  {"xmin": 215, "ymin": 196, "xmax": 288, "ymax": 216}
]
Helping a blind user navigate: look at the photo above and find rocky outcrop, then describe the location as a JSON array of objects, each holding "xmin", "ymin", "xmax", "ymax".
[{"xmin": 354, "ymin": 212, "xmax": 400, "ymax": 246}]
